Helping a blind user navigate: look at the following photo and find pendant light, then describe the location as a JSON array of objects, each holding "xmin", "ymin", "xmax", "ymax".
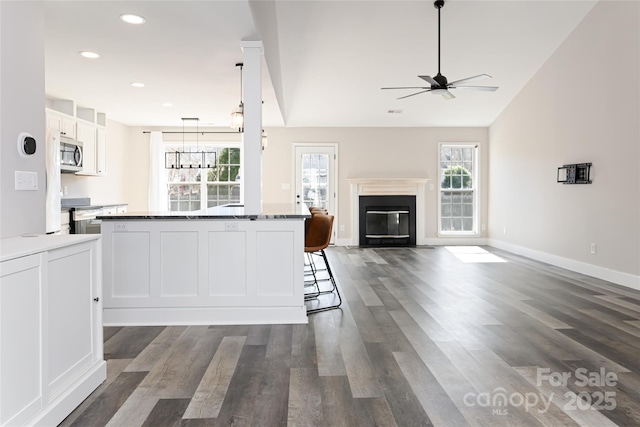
[
  {"xmin": 230, "ymin": 62, "xmax": 244, "ymax": 131},
  {"xmin": 165, "ymin": 118, "xmax": 217, "ymax": 169}
]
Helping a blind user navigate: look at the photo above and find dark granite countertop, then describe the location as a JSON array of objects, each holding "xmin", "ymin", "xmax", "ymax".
[
  {"xmin": 98, "ymin": 203, "xmax": 311, "ymax": 220},
  {"xmin": 72, "ymin": 203, "xmax": 128, "ymax": 211}
]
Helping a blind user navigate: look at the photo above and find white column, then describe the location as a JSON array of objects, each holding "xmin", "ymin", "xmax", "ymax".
[{"xmin": 241, "ymin": 41, "xmax": 263, "ymax": 214}]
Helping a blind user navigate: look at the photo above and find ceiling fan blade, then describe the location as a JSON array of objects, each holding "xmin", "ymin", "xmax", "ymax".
[
  {"xmin": 418, "ymin": 75, "xmax": 439, "ymax": 86},
  {"xmin": 381, "ymin": 86, "xmax": 429, "ymax": 90},
  {"xmin": 450, "ymin": 85, "xmax": 499, "ymax": 91},
  {"xmin": 397, "ymin": 89, "xmax": 431, "ymax": 100},
  {"xmin": 447, "ymin": 74, "xmax": 492, "ymax": 86},
  {"xmin": 441, "ymin": 90, "xmax": 456, "ymax": 100}
]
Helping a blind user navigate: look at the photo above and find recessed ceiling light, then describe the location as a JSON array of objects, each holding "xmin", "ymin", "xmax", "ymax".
[
  {"xmin": 120, "ymin": 14, "xmax": 146, "ymax": 24},
  {"xmin": 130, "ymin": 82, "xmax": 145, "ymax": 88},
  {"xmin": 80, "ymin": 51, "xmax": 101, "ymax": 59},
  {"xmin": 161, "ymin": 102, "xmax": 173, "ymax": 107}
]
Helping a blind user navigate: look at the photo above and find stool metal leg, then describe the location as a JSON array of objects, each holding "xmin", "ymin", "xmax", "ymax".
[{"xmin": 306, "ymin": 249, "xmax": 342, "ymax": 314}]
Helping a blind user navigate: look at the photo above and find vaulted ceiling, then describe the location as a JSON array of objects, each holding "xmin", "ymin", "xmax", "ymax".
[{"xmin": 44, "ymin": 1, "xmax": 597, "ymax": 128}]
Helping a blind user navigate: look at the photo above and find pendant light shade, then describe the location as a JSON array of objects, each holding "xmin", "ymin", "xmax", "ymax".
[
  {"xmin": 231, "ymin": 104, "xmax": 244, "ymax": 129},
  {"xmin": 231, "ymin": 63, "xmax": 244, "ymax": 131}
]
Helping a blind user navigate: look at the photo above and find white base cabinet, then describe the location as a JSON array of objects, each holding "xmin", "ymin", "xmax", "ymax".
[
  {"xmin": 0, "ymin": 235, "xmax": 106, "ymax": 427},
  {"xmin": 101, "ymin": 218, "xmax": 308, "ymax": 325}
]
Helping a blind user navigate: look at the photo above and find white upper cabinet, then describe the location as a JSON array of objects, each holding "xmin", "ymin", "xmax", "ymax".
[
  {"xmin": 96, "ymin": 128, "xmax": 107, "ymax": 175},
  {"xmin": 76, "ymin": 122, "xmax": 97, "ymax": 175},
  {"xmin": 46, "ymin": 110, "xmax": 76, "ymax": 139},
  {"xmin": 45, "ymin": 95, "xmax": 107, "ymax": 176}
]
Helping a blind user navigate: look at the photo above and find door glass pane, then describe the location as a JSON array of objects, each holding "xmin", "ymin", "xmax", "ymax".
[{"xmin": 301, "ymin": 153, "xmax": 329, "ymax": 209}]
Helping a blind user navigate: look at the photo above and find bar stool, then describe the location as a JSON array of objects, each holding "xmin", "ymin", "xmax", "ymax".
[
  {"xmin": 305, "ymin": 207, "xmax": 329, "ymax": 274},
  {"xmin": 304, "ymin": 214, "xmax": 342, "ymax": 314}
]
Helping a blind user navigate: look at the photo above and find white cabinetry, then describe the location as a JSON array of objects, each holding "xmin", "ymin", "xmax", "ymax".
[
  {"xmin": 0, "ymin": 255, "xmax": 42, "ymax": 426},
  {"xmin": 60, "ymin": 210, "xmax": 71, "ymax": 235},
  {"xmin": 101, "ymin": 217, "xmax": 307, "ymax": 325},
  {"xmin": 46, "ymin": 96, "xmax": 107, "ymax": 176},
  {"xmin": 103, "ymin": 205, "xmax": 127, "ymax": 216},
  {"xmin": 96, "ymin": 128, "xmax": 107, "ymax": 175},
  {"xmin": 0, "ymin": 235, "xmax": 105, "ymax": 427},
  {"xmin": 46, "ymin": 110, "xmax": 76, "ymax": 139},
  {"xmin": 76, "ymin": 121, "xmax": 98, "ymax": 175}
]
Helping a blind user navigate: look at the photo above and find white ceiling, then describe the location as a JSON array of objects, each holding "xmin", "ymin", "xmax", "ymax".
[{"xmin": 44, "ymin": 0, "xmax": 597, "ymax": 129}]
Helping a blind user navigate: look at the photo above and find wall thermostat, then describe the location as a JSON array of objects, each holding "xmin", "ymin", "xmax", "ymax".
[{"xmin": 17, "ymin": 132, "xmax": 37, "ymax": 157}]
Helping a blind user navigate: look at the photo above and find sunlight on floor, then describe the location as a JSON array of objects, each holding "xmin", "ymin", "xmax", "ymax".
[{"xmin": 445, "ymin": 246, "xmax": 507, "ymax": 263}]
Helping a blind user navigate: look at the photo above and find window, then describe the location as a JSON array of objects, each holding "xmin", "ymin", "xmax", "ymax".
[
  {"xmin": 439, "ymin": 144, "xmax": 478, "ymax": 234},
  {"xmin": 165, "ymin": 145, "xmax": 241, "ymax": 211}
]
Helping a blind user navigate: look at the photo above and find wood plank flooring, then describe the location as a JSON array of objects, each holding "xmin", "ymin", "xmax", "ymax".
[{"xmin": 60, "ymin": 246, "xmax": 640, "ymax": 426}]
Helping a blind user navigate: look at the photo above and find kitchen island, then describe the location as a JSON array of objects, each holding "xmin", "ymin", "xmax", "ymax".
[{"xmin": 99, "ymin": 204, "xmax": 310, "ymax": 325}]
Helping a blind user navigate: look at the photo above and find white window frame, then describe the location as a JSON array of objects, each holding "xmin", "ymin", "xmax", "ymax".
[
  {"xmin": 437, "ymin": 143, "xmax": 480, "ymax": 236},
  {"xmin": 164, "ymin": 141, "xmax": 242, "ymax": 211}
]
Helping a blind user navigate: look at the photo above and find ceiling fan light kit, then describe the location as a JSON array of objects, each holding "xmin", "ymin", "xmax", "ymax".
[{"xmin": 382, "ymin": 0, "xmax": 498, "ymax": 100}]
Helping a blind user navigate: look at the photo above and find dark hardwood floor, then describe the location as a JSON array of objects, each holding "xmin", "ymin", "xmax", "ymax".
[{"xmin": 60, "ymin": 246, "xmax": 640, "ymax": 426}]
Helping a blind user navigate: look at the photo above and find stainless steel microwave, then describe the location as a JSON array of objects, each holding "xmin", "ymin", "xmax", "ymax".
[{"xmin": 60, "ymin": 136, "xmax": 83, "ymax": 173}]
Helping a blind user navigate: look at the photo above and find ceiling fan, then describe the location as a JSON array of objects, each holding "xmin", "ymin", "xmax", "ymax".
[{"xmin": 382, "ymin": 0, "xmax": 498, "ymax": 100}]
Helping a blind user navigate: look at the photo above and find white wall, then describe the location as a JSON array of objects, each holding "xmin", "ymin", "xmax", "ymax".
[
  {"xmin": 263, "ymin": 127, "xmax": 488, "ymax": 242},
  {"xmin": 1, "ymin": 1, "xmax": 46, "ymax": 238},
  {"xmin": 488, "ymin": 1, "xmax": 640, "ymax": 283}
]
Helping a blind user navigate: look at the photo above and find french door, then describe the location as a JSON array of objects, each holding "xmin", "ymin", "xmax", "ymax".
[{"xmin": 294, "ymin": 145, "xmax": 337, "ymax": 241}]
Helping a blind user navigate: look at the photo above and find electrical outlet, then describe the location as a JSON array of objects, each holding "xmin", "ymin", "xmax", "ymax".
[
  {"xmin": 503, "ymin": 226, "xmax": 507, "ymax": 235},
  {"xmin": 590, "ymin": 243, "xmax": 597, "ymax": 254},
  {"xmin": 340, "ymin": 224, "xmax": 345, "ymax": 232},
  {"xmin": 481, "ymin": 224, "xmax": 486, "ymax": 232},
  {"xmin": 225, "ymin": 222, "xmax": 239, "ymax": 231}
]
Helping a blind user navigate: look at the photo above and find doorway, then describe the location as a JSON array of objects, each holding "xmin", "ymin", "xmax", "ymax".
[{"xmin": 294, "ymin": 144, "xmax": 337, "ymax": 241}]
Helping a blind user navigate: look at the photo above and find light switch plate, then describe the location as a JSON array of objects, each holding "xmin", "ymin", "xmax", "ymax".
[{"xmin": 15, "ymin": 171, "xmax": 38, "ymax": 191}]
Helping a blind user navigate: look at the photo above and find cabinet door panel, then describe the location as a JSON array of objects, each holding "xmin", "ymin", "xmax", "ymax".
[
  {"xmin": 46, "ymin": 111, "xmax": 76, "ymax": 139},
  {"xmin": 96, "ymin": 128, "xmax": 107, "ymax": 175},
  {"xmin": 46, "ymin": 246, "xmax": 93, "ymax": 398},
  {"xmin": 76, "ymin": 122, "xmax": 97, "ymax": 175},
  {"xmin": 61, "ymin": 116, "xmax": 77, "ymax": 139},
  {"xmin": 0, "ymin": 254, "xmax": 42, "ymax": 425}
]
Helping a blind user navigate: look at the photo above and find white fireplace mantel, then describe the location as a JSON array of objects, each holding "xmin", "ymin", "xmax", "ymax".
[{"xmin": 348, "ymin": 178, "xmax": 429, "ymax": 246}]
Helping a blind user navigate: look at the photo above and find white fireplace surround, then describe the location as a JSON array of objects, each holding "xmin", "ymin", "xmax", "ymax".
[{"xmin": 348, "ymin": 178, "xmax": 428, "ymax": 246}]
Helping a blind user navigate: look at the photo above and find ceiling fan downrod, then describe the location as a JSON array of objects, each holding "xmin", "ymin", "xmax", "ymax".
[
  {"xmin": 434, "ymin": 0, "xmax": 444, "ymax": 76},
  {"xmin": 434, "ymin": 0, "xmax": 446, "ymax": 86}
]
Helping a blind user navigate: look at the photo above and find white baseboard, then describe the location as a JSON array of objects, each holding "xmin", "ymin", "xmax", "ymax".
[
  {"xmin": 103, "ymin": 306, "xmax": 309, "ymax": 326},
  {"xmin": 333, "ymin": 237, "xmax": 488, "ymax": 247},
  {"xmin": 488, "ymin": 238, "xmax": 640, "ymax": 291}
]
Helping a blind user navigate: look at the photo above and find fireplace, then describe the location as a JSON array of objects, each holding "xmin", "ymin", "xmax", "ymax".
[
  {"xmin": 348, "ymin": 178, "xmax": 427, "ymax": 246},
  {"xmin": 359, "ymin": 195, "xmax": 416, "ymax": 246}
]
